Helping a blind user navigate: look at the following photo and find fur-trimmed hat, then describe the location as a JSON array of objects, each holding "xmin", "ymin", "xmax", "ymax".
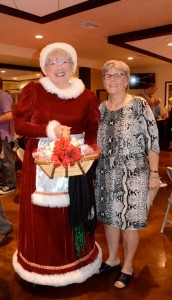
[{"xmin": 40, "ymin": 42, "xmax": 77, "ymax": 75}]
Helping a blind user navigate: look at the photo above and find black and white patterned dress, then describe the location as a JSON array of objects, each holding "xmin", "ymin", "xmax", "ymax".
[{"xmin": 95, "ymin": 96, "xmax": 160, "ymax": 230}]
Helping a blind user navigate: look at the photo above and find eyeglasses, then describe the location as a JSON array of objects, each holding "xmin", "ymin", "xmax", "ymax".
[
  {"xmin": 46, "ymin": 59, "xmax": 70, "ymax": 67},
  {"xmin": 104, "ymin": 73, "xmax": 125, "ymax": 80}
]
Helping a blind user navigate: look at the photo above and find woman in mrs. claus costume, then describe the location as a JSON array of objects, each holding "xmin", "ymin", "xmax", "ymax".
[{"xmin": 12, "ymin": 42, "xmax": 102, "ymax": 286}]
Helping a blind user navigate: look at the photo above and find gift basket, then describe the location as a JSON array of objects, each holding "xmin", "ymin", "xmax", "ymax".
[{"xmin": 33, "ymin": 129, "xmax": 100, "ymax": 179}]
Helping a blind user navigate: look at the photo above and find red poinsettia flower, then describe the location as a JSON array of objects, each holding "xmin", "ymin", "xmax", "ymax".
[
  {"xmin": 64, "ymin": 145, "xmax": 82, "ymax": 167},
  {"xmin": 51, "ymin": 154, "xmax": 61, "ymax": 167},
  {"xmin": 51, "ymin": 138, "xmax": 82, "ymax": 168}
]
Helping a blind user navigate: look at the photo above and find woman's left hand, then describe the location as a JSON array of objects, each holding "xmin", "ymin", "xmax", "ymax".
[{"xmin": 149, "ymin": 176, "xmax": 160, "ymax": 189}]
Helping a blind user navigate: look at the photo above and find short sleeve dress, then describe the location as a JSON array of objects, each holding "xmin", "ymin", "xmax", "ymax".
[{"xmin": 95, "ymin": 96, "xmax": 160, "ymax": 230}]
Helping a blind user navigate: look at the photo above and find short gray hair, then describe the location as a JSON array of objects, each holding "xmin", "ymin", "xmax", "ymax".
[{"xmin": 102, "ymin": 60, "xmax": 130, "ymax": 81}]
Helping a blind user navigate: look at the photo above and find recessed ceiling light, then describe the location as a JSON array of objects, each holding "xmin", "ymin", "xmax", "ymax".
[
  {"xmin": 0, "ymin": 70, "xmax": 6, "ymax": 73},
  {"xmin": 13, "ymin": 77, "xmax": 18, "ymax": 80},
  {"xmin": 36, "ymin": 73, "xmax": 41, "ymax": 77},
  {"xmin": 35, "ymin": 35, "xmax": 43, "ymax": 39},
  {"xmin": 167, "ymin": 43, "xmax": 172, "ymax": 46},
  {"xmin": 128, "ymin": 57, "xmax": 133, "ymax": 60}
]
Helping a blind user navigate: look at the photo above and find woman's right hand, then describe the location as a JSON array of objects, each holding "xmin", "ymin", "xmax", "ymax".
[{"xmin": 54, "ymin": 124, "xmax": 71, "ymax": 139}]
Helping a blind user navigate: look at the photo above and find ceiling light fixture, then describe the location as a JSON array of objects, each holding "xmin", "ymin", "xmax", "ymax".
[
  {"xmin": 35, "ymin": 35, "xmax": 43, "ymax": 39},
  {"xmin": 80, "ymin": 22, "xmax": 99, "ymax": 29},
  {"xmin": 127, "ymin": 57, "xmax": 133, "ymax": 60},
  {"xmin": 167, "ymin": 43, "xmax": 172, "ymax": 46},
  {"xmin": 0, "ymin": 70, "xmax": 6, "ymax": 73}
]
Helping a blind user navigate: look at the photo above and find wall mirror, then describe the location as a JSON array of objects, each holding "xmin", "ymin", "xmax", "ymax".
[{"xmin": 165, "ymin": 81, "xmax": 172, "ymax": 106}]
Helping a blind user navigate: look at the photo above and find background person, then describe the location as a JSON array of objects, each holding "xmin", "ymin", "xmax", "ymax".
[
  {"xmin": 0, "ymin": 136, "xmax": 13, "ymax": 246},
  {"xmin": 12, "ymin": 42, "xmax": 101, "ymax": 287},
  {"xmin": 0, "ymin": 78, "xmax": 16, "ymax": 195},
  {"xmin": 0, "ymin": 199, "xmax": 13, "ymax": 246},
  {"xmin": 167, "ymin": 98, "xmax": 172, "ymax": 150},
  {"xmin": 139, "ymin": 82, "xmax": 161, "ymax": 114},
  {"xmin": 95, "ymin": 60, "xmax": 160, "ymax": 289},
  {"xmin": 139, "ymin": 82, "xmax": 163, "ymax": 119}
]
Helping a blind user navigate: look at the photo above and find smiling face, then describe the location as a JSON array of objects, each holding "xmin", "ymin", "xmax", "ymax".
[
  {"xmin": 102, "ymin": 60, "xmax": 130, "ymax": 97},
  {"xmin": 44, "ymin": 49, "xmax": 74, "ymax": 89},
  {"xmin": 103, "ymin": 67, "xmax": 129, "ymax": 96}
]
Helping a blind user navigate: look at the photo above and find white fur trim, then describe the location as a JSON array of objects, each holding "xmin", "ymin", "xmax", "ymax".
[
  {"xmin": 40, "ymin": 42, "xmax": 77, "ymax": 75},
  {"xmin": 39, "ymin": 77, "xmax": 85, "ymax": 99},
  {"xmin": 31, "ymin": 192, "xmax": 69, "ymax": 207},
  {"xmin": 12, "ymin": 243, "xmax": 102, "ymax": 287},
  {"xmin": 46, "ymin": 120, "xmax": 60, "ymax": 140}
]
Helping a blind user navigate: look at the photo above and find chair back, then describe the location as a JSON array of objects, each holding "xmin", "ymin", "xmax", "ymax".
[{"xmin": 167, "ymin": 167, "xmax": 172, "ymax": 181}]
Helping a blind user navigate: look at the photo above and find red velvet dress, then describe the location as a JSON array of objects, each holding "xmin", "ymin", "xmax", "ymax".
[{"xmin": 12, "ymin": 77, "xmax": 102, "ymax": 286}]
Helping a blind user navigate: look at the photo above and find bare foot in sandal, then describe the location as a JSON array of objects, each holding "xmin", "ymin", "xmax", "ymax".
[{"xmin": 114, "ymin": 271, "xmax": 133, "ymax": 289}]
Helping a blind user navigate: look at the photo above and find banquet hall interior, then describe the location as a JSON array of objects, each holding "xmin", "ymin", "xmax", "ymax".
[{"xmin": 0, "ymin": 1, "xmax": 172, "ymax": 299}]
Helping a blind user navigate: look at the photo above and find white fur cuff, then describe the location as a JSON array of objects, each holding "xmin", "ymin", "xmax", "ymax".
[
  {"xmin": 31, "ymin": 192, "xmax": 70, "ymax": 207},
  {"xmin": 46, "ymin": 120, "xmax": 60, "ymax": 140},
  {"xmin": 12, "ymin": 243, "xmax": 102, "ymax": 287}
]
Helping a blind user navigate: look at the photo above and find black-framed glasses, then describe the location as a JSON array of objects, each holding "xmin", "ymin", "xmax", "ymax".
[{"xmin": 104, "ymin": 73, "xmax": 125, "ymax": 80}]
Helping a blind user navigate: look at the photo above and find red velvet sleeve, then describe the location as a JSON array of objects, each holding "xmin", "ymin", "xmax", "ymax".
[
  {"xmin": 84, "ymin": 90, "xmax": 100, "ymax": 145},
  {"xmin": 14, "ymin": 82, "xmax": 47, "ymax": 137}
]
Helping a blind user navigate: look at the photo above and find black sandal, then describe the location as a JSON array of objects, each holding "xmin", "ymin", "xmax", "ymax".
[
  {"xmin": 114, "ymin": 271, "xmax": 133, "ymax": 289},
  {"xmin": 99, "ymin": 262, "xmax": 121, "ymax": 274}
]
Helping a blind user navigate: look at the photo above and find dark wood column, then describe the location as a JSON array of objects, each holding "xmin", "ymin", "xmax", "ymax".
[{"xmin": 79, "ymin": 67, "xmax": 91, "ymax": 89}]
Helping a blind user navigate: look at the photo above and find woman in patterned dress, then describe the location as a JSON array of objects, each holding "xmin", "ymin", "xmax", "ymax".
[
  {"xmin": 12, "ymin": 43, "xmax": 101, "ymax": 286},
  {"xmin": 95, "ymin": 60, "xmax": 160, "ymax": 288}
]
